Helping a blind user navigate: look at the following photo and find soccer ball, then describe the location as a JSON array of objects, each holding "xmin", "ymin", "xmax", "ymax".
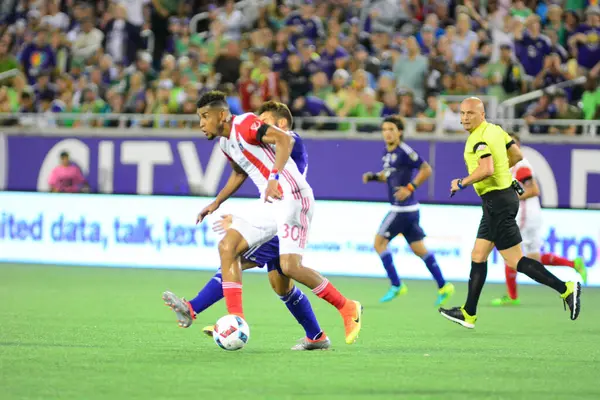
[{"xmin": 213, "ymin": 314, "xmax": 250, "ymax": 351}]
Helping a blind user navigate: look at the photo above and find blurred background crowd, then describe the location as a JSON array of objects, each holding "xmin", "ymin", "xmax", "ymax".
[{"xmin": 0, "ymin": 0, "xmax": 599, "ymax": 134}]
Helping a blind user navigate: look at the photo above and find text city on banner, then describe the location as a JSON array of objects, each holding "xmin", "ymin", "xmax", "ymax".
[{"xmin": 1, "ymin": 135, "xmax": 599, "ymax": 208}]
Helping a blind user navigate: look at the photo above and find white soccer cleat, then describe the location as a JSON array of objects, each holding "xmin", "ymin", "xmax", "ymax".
[
  {"xmin": 290, "ymin": 335, "xmax": 331, "ymax": 351},
  {"xmin": 162, "ymin": 290, "xmax": 196, "ymax": 328}
]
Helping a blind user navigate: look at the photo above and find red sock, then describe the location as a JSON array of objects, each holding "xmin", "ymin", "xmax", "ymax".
[
  {"xmin": 312, "ymin": 279, "xmax": 347, "ymax": 310},
  {"xmin": 222, "ymin": 282, "xmax": 244, "ymax": 319},
  {"xmin": 505, "ymin": 265, "xmax": 518, "ymax": 300},
  {"xmin": 541, "ymin": 253, "xmax": 574, "ymax": 268}
]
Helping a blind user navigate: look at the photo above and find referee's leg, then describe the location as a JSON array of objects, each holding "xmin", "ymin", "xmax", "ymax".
[{"xmin": 500, "ymin": 243, "xmax": 581, "ymax": 320}]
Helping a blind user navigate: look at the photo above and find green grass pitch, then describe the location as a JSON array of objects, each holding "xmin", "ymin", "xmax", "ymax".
[{"xmin": 1, "ymin": 264, "xmax": 599, "ymax": 400}]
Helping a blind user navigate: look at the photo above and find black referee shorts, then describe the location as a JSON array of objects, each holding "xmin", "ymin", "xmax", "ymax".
[{"xmin": 476, "ymin": 187, "xmax": 522, "ymax": 251}]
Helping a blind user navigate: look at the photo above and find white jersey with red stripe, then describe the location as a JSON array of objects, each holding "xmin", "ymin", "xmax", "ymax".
[
  {"xmin": 219, "ymin": 113, "xmax": 312, "ymax": 200},
  {"xmin": 512, "ymin": 158, "xmax": 543, "ymax": 254}
]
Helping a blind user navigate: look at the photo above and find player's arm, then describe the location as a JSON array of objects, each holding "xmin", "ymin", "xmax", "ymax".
[
  {"xmin": 515, "ymin": 166, "xmax": 539, "ymax": 200},
  {"xmin": 214, "ymin": 160, "xmax": 248, "ymax": 206},
  {"xmin": 362, "ymin": 171, "xmax": 386, "ymax": 183},
  {"xmin": 412, "ymin": 161, "xmax": 432, "ymax": 187},
  {"xmin": 257, "ymin": 124, "xmax": 293, "ymax": 174}
]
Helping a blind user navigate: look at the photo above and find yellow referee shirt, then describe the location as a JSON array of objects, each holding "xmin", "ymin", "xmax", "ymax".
[{"xmin": 463, "ymin": 121, "xmax": 514, "ymax": 196}]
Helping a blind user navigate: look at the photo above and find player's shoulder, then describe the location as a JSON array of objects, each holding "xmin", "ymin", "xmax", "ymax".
[
  {"xmin": 398, "ymin": 142, "xmax": 418, "ymax": 156},
  {"xmin": 233, "ymin": 113, "xmax": 259, "ymax": 124}
]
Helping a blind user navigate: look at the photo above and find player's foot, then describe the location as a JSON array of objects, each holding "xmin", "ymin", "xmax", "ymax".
[
  {"xmin": 561, "ymin": 281, "xmax": 581, "ymax": 321},
  {"xmin": 491, "ymin": 295, "xmax": 521, "ymax": 306},
  {"xmin": 435, "ymin": 283, "xmax": 455, "ymax": 307},
  {"xmin": 162, "ymin": 290, "xmax": 196, "ymax": 328},
  {"xmin": 573, "ymin": 258, "xmax": 588, "ymax": 285},
  {"xmin": 202, "ymin": 325, "xmax": 214, "ymax": 338},
  {"xmin": 439, "ymin": 306, "xmax": 477, "ymax": 329},
  {"xmin": 291, "ymin": 334, "xmax": 331, "ymax": 351},
  {"xmin": 340, "ymin": 300, "xmax": 363, "ymax": 344},
  {"xmin": 379, "ymin": 283, "xmax": 407, "ymax": 303}
]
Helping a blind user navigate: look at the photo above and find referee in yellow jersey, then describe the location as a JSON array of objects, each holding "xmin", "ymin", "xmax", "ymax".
[{"xmin": 439, "ymin": 97, "xmax": 581, "ymax": 329}]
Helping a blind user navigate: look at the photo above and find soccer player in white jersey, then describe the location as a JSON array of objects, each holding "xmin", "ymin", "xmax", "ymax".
[
  {"xmin": 195, "ymin": 92, "xmax": 362, "ymax": 345},
  {"xmin": 491, "ymin": 135, "xmax": 587, "ymax": 306}
]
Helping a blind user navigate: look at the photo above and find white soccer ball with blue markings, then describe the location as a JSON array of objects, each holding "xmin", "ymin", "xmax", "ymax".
[{"xmin": 213, "ymin": 315, "xmax": 250, "ymax": 351}]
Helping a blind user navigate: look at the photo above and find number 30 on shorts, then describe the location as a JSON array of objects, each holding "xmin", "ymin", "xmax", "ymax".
[{"xmin": 282, "ymin": 224, "xmax": 301, "ymax": 241}]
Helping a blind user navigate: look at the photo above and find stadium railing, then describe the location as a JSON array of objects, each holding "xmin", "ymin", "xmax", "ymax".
[
  {"xmin": 499, "ymin": 76, "xmax": 588, "ymax": 121},
  {"xmin": 0, "ymin": 113, "xmax": 597, "ymax": 142}
]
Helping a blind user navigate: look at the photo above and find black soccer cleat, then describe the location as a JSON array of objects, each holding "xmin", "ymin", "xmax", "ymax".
[
  {"xmin": 439, "ymin": 306, "xmax": 477, "ymax": 329},
  {"xmin": 561, "ymin": 281, "xmax": 581, "ymax": 321}
]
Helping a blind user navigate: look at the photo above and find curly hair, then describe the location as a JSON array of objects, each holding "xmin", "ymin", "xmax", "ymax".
[{"xmin": 256, "ymin": 101, "xmax": 293, "ymax": 128}]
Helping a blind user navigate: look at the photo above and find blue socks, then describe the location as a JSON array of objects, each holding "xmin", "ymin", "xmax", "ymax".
[
  {"xmin": 379, "ymin": 251, "xmax": 401, "ymax": 287},
  {"xmin": 188, "ymin": 270, "xmax": 224, "ymax": 313},
  {"xmin": 280, "ymin": 286, "xmax": 322, "ymax": 340},
  {"xmin": 423, "ymin": 253, "xmax": 445, "ymax": 288}
]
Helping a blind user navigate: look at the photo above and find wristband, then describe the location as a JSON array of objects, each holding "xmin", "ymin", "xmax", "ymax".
[
  {"xmin": 457, "ymin": 179, "xmax": 464, "ymax": 190},
  {"xmin": 365, "ymin": 172, "xmax": 378, "ymax": 182},
  {"xmin": 269, "ymin": 169, "xmax": 279, "ymax": 181},
  {"xmin": 406, "ymin": 183, "xmax": 415, "ymax": 192}
]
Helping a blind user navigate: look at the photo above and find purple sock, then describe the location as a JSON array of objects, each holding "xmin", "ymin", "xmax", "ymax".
[
  {"xmin": 380, "ymin": 251, "xmax": 401, "ymax": 287},
  {"xmin": 423, "ymin": 253, "xmax": 445, "ymax": 288},
  {"xmin": 280, "ymin": 286, "xmax": 322, "ymax": 340},
  {"xmin": 188, "ymin": 270, "xmax": 224, "ymax": 314}
]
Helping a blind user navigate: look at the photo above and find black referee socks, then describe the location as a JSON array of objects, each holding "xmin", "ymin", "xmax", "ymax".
[
  {"xmin": 464, "ymin": 261, "xmax": 488, "ymax": 316},
  {"xmin": 517, "ymin": 257, "xmax": 568, "ymax": 294}
]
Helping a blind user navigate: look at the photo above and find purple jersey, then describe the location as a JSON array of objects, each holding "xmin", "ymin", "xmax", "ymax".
[
  {"xmin": 285, "ymin": 13, "xmax": 324, "ymax": 43},
  {"xmin": 319, "ymin": 47, "xmax": 349, "ymax": 78},
  {"xmin": 515, "ymin": 33, "xmax": 552, "ymax": 76},
  {"xmin": 241, "ymin": 131, "xmax": 308, "ymax": 269},
  {"xmin": 382, "ymin": 142, "xmax": 423, "ymax": 208},
  {"xmin": 575, "ymin": 25, "xmax": 600, "ymax": 69}
]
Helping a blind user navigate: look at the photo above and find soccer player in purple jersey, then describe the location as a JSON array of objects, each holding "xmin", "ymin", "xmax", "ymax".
[
  {"xmin": 362, "ymin": 116, "xmax": 455, "ymax": 305},
  {"xmin": 163, "ymin": 102, "xmax": 330, "ymax": 350}
]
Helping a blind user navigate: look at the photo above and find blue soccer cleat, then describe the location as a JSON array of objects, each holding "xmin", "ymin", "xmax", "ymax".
[{"xmin": 379, "ymin": 283, "xmax": 408, "ymax": 303}]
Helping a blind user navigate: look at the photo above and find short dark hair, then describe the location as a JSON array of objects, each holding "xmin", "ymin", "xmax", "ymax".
[
  {"xmin": 382, "ymin": 116, "xmax": 404, "ymax": 131},
  {"xmin": 60, "ymin": 151, "xmax": 69, "ymax": 158},
  {"xmin": 256, "ymin": 101, "xmax": 293, "ymax": 128},
  {"xmin": 196, "ymin": 90, "xmax": 227, "ymax": 109}
]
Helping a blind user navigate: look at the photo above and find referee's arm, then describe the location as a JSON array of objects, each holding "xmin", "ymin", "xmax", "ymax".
[
  {"xmin": 460, "ymin": 154, "xmax": 494, "ymax": 187},
  {"xmin": 506, "ymin": 142, "xmax": 523, "ymax": 168}
]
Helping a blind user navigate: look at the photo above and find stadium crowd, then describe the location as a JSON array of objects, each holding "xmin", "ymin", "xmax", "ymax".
[{"xmin": 0, "ymin": 0, "xmax": 599, "ymax": 134}]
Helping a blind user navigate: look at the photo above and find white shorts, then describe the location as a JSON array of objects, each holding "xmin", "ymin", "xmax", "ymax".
[
  {"xmin": 230, "ymin": 189, "xmax": 314, "ymax": 255},
  {"xmin": 517, "ymin": 212, "xmax": 543, "ymax": 255}
]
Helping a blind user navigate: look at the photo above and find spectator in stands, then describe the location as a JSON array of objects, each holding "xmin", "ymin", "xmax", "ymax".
[
  {"xmin": 297, "ymin": 38, "xmax": 320, "ymax": 75},
  {"xmin": 320, "ymin": 34, "xmax": 349, "ymax": 79},
  {"xmin": 72, "ymin": 16, "xmax": 104, "ymax": 62},
  {"xmin": 281, "ymin": 52, "xmax": 311, "ymax": 105},
  {"xmin": 533, "ymin": 53, "xmax": 570, "ymax": 90},
  {"xmin": 19, "ymin": 26, "xmax": 56, "ymax": 84},
  {"xmin": 213, "ymin": 40, "xmax": 241, "ymax": 85},
  {"xmin": 481, "ymin": 44, "xmax": 525, "ymax": 102},
  {"xmin": 515, "ymin": 14, "xmax": 551, "ymax": 77},
  {"xmin": 285, "ymin": 0, "xmax": 324, "ymax": 44},
  {"xmin": 48, "ymin": 151, "xmax": 88, "ymax": 193},
  {"xmin": 103, "ymin": 4, "xmax": 141, "ymax": 66},
  {"xmin": 218, "ymin": 0, "xmax": 245, "ymax": 41},
  {"xmin": 0, "ymin": 39, "xmax": 18, "ymax": 74},
  {"xmin": 549, "ymin": 89, "xmax": 583, "ymax": 135},
  {"xmin": 568, "ymin": 6, "xmax": 600, "ymax": 73},
  {"xmin": 582, "ymin": 74, "xmax": 600, "ymax": 120},
  {"xmin": 452, "ymin": 13, "xmax": 478, "ymax": 65},
  {"xmin": 42, "ymin": 0, "xmax": 69, "ymax": 32},
  {"xmin": 149, "ymin": 0, "xmax": 177, "ymax": 71},
  {"xmin": 393, "ymin": 36, "xmax": 427, "ymax": 100}
]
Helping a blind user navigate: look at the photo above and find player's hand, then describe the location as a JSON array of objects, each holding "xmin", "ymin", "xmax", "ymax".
[
  {"xmin": 394, "ymin": 186, "xmax": 412, "ymax": 201},
  {"xmin": 196, "ymin": 201, "xmax": 220, "ymax": 224},
  {"xmin": 213, "ymin": 214, "xmax": 233, "ymax": 234},
  {"xmin": 264, "ymin": 179, "xmax": 282, "ymax": 203},
  {"xmin": 450, "ymin": 179, "xmax": 461, "ymax": 196}
]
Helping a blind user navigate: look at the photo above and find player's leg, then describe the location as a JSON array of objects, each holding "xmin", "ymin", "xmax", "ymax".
[
  {"xmin": 217, "ymin": 228, "xmax": 251, "ymax": 318},
  {"xmin": 439, "ymin": 208, "xmax": 495, "ymax": 328},
  {"xmin": 277, "ymin": 192, "xmax": 362, "ymax": 345},
  {"xmin": 374, "ymin": 212, "xmax": 404, "ymax": 302},
  {"xmin": 405, "ymin": 211, "xmax": 454, "ymax": 306},
  {"xmin": 266, "ymin": 263, "xmax": 330, "ymax": 350}
]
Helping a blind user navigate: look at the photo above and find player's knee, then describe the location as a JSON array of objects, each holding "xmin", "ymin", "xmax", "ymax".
[
  {"xmin": 218, "ymin": 237, "xmax": 237, "ymax": 258},
  {"xmin": 374, "ymin": 236, "xmax": 388, "ymax": 254},
  {"xmin": 279, "ymin": 258, "xmax": 301, "ymax": 277}
]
